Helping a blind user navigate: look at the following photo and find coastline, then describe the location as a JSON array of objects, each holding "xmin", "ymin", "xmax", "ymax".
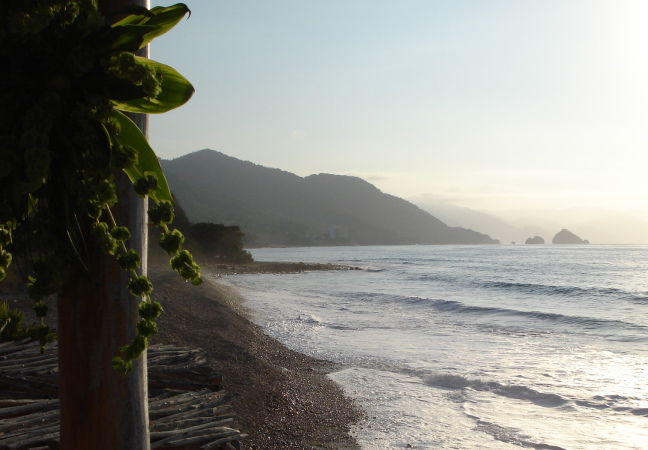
[
  {"xmin": 0, "ymin": 260, "xmax": 364, "ymax": 449},
  {"xmin": 149, "ymin": 261, "xmax": 364, "ymax": 449}
]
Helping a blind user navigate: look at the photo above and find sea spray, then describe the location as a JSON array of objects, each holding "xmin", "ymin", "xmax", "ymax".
[{"xmin": 224, "ymin": 245, "xmax": 648, "ymax": 449}]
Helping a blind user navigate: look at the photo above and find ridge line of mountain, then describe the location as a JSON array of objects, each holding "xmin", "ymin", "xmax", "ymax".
[{"xmin": 161, "ymin": 149, "xmax": 499, "ymax": 247}]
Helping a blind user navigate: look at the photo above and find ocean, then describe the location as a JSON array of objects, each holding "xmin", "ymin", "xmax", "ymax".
[{"xmin": 218, "ymin": 245, "xmax": 648, "ymax": 449}]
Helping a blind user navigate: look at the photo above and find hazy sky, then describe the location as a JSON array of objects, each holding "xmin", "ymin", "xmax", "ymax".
[{"xmin": 149, "ymin": 1, "xmax": 648, "ymax": 216}]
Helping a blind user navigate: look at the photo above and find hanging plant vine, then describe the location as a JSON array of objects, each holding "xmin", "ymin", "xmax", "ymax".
[{"xmin": 0, "ymin": 1, "xmax": 201, "ymax": 374}]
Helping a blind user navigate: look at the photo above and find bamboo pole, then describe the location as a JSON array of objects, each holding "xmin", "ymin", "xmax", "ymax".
[{"xmin": 57, "ymin": 1, "xmax": 151, "ymax": 448}]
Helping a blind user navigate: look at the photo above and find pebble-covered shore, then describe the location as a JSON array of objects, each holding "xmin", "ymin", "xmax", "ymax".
[
  {"xmin": 150, "ymin": 261, "xmax": 364, "ymax": 449},
  {"xmin": 1, "ymin": 260, "xmax": 364, "ymax": 449}
]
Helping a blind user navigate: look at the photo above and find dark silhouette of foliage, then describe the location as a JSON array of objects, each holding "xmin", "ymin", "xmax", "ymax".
[
  {"xmin": 189, "ymin": 222, "xmax": 253, "ymax": 263},
  {"xmin": 170, "ymin": 197, "xmax": 192, "ymax": 234},
  {"xmin": 0, "ymin": 301, "xmax": 54, "ymax": 344},
  {"xmin": 0, "ymin": 0, "xmax": 199, "ymax": 370}
]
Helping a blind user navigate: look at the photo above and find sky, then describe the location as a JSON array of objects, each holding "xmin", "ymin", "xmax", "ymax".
[{"xmin": 149, "ymin": 0, "xmax": 648, "ymax": 218}]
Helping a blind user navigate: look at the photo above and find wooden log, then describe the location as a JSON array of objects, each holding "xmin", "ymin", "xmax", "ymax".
[
  {"xmin": 148, "ymin": 345, "xmax": 198, "ymax": 353},
  {"xmin": 1, "ymin": 430, "xmax": 59, "ymax": 450},
  {"xmin": 152, "ymin": 415, "xmax": 236, "ymax": 432},
  {"xmin": 0, "ymin": 410, "xmax": 60, "ymax": 433},
  {"xmin": 147, "ymin": 390, "xmax": 186, "ymax": 406},
  {"xmin": 148, "ymin": 346, "xmax": 200, "ymax": 354},
  {"xmin": 0, "ymin": 338, "xmax": 52, "ymax": 356},
  {"xmin": 0, "ymin": 375, "xmax": 59, "ymax": 399},
  {"xmin": 148, "ymin": 349, "xmax": 202, "ymax": 358},
  {"xmin": 148, "ymin": 390, "xmax": 213, "ymax": 411},
  {"xmin": 149, "ymin": 393, "xmax": 230, "ymax": 420},
  {"xmin": 148, "ymin": 370, "xmax": 218, "ymax": 381},
  {"xmin": 151, "ymin": 391, "xmax": 231, "ymax": 414},
  {"xmin": 149, "ymin": 428, "xmax": 241, "ymax": 449},
  {"xmin": 0, "ymin": 354, "xmax": 58, "ymax": 367},
  {"xmin": 152, "ymin": 405, "xmax": 234, "ymax": 427},
  {"xmin": 0, "ymin": 423, "xmax": 60, "ymax": 445},
  {"xmin": 0, "ymin": 341, "xmax": 40, "ymax": 355},
  {"xmin": 0, "ymin": 341, "xmax": 21, "ymax": 350},
  {"xmin": 0, "ymin": 400, "xmax": 46, "ymax": 409},
  {"xmin": 150, "ymin": 418, "xmax": 234, "ymax": 434},
  {"xmin": 200, "ymin": 434, "xmax": 248, "ymax": 450},
  {"xmin": 0, "ymin": 342, "xmax": 246, "ymax": 449},
  {"xmin": 0, "ymin": 346, "xmax": 46, "ymax": 360},
  {"xmin": 0, "ymin": 424, "xmax": 59, "ymax": 447},
  {"xmin": 0, "ymin": 346, "xmax": 56, "ymax": 358},
  {"xmin": 152, "ymin": 405, "xmax": 234, "ymax": 425},
  {"xmin": 150, "ymin": 368, "xmax": 207, "ymax": 378},
  {"xmin": 0, "ymin": 361, "xmax": 59, "ymax": 372},
  {"xmin": 0, "ymin": 400, "xmax": 58, "ymax": 420},
  {"xmin": 149, "ymin": 359, "xmax": 207, "ymax": 371},
  {"xmin": 150, "ymin": 357, "xmax": 202, "ymax": 366},
  {"xmin": 149, "ymin": 420, "xmax": 237, "ymax": 440},
  {"xmin": 150, "ymin": 390, "xmax": 226, "ymax": 408},
  {"xmin": 0, "ymin": 407, "xmax": 60, "ymax": 424},
  {"xmin": 0, "ymin": 359, "xmax": 59, "ymax": 372},
  {"xmin": 148, "ymin": 373, "xmax": 222, "ymax": 392}
]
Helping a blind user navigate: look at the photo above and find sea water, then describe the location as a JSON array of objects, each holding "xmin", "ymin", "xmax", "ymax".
[{"xmin": 218, "ymin": 245, "xmax": 648, "ymax": 449}]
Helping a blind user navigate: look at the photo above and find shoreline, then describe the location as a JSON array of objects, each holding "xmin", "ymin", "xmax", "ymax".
[
  {"xmin": 149, "ymin": 261, "xmax": 364, "ymax": 449},
  {"xmin": 0, "ymin": 260, "xmax": 364, "ymax": 449}
]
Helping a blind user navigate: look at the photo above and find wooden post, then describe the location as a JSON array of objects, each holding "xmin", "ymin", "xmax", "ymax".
[{"xmin": 58, "ymin": 1, "xmax": 150, "ymax": 448}]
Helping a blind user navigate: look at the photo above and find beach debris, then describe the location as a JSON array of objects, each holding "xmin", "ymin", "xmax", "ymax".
[{"xmin": 0, "ymin": 340, "xmax": 247, "ymax": 449}]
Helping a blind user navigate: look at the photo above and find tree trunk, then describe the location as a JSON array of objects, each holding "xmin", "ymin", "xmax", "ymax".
[{"xmin": 58, "ymin": 2, "xmax": 150, "ymax": 448}]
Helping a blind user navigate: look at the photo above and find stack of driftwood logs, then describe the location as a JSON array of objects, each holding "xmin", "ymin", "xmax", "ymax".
[{"xmin": 0, "ymin": 340, "xmax": 247, "ymax": 449}]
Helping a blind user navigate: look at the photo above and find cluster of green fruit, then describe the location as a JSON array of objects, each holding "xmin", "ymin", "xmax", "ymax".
[{"xmin": 0, "ymin": 1, "xmax": 199, "ymax": 371}]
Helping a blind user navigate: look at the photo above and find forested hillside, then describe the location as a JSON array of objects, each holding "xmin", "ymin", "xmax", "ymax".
[{"xmin": 162, "ymin": 149, "xmax": 498, "ymax": 247}]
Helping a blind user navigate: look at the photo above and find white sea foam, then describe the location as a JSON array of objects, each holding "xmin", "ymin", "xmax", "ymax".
[{"xmin": 222, "ymin": 245, "xmax": 648, "ymax": 449}]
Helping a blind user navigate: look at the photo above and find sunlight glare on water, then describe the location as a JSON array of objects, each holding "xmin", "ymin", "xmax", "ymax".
[{"xmin": 224, "ymin": 245, "xmax": 648, "ymax": 448}]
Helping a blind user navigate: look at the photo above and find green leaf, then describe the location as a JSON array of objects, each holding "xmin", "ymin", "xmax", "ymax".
[
  {"xmin": 113, "ymin": 111, "xmax": 172, "ymax": 203},
  {"xmin": 94, "ymin": 24, "xmax": 158, "ymax": 54},
  {"xmin": 111, "ymin": 57, "xmax": 194, "ymax": 114},
  {"xmin": 112, "ymin": 4, "xmax": 191, "ymax": 49},
  {"xmin": 108, "ymin": 5, "xmax": 155, "ymax": 26}
]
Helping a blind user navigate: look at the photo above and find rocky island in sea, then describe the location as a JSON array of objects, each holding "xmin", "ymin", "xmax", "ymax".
[
  {"xmin": 525, "ymin": 235, "xmax": 545, "ymax": 244},
  {"xmin": 552, "ymin": 228, "xmax": 589, "ymax": 244}
]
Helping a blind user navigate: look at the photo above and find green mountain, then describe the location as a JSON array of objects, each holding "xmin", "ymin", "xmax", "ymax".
[{"xmin": 161, "ymin": 149, "xmax": 499, "ymax": 247}]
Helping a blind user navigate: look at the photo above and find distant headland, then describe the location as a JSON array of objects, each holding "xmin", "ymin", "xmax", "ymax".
[{"xmin": 161, "ymin": 149, "xmax": 499, "ymax": 247}]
